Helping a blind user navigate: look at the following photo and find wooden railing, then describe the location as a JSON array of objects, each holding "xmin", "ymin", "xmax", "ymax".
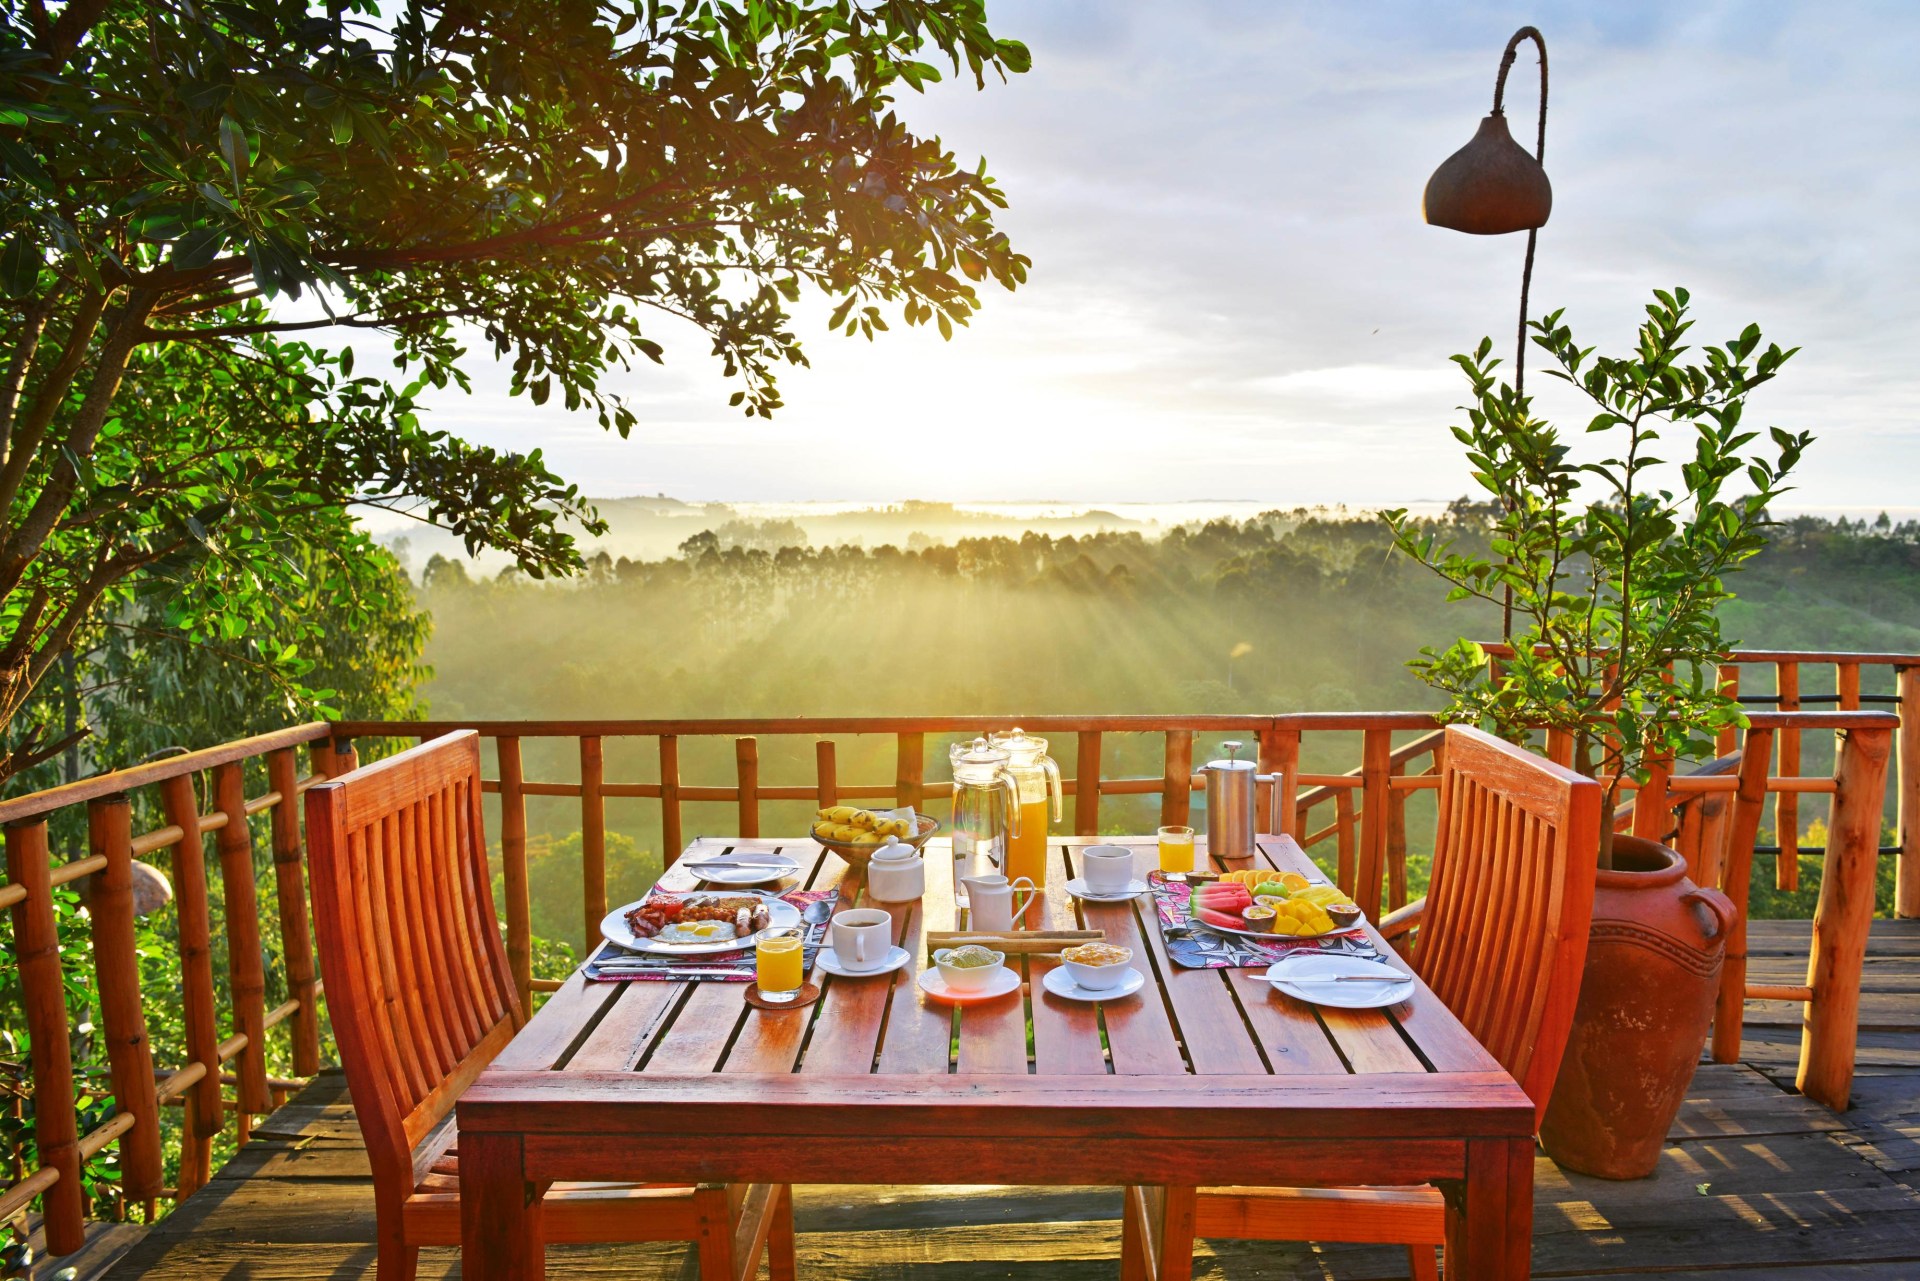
[
  {"xmin": 1479, "ymin": 646, "xmax": 1920, "ymax": 917},
  {"xmin": 0, "ymin": 676, "xmax": 1911, "ymax": 1258},
  {"xmin": 332, "ymin": 713, "xmax": 1449, "ymax": 1008},
  {"xmin": 0, "ymin": 724, "xmax": 352, "ymax": 1255},
  {"xmin": 1653, "ymin": 712, "xmax": 1898, "ymax": 1109}
]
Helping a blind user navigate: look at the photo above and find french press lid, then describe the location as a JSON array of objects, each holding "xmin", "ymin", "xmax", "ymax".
[{"xmin": 1204, "ymin": 740, "xmax": 1258, "ymax": 772}]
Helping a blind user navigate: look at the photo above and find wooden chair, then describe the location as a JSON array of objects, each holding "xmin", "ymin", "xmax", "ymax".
[
  {"xmin": 306, "ymin": 730, "xmax": 795, "ymax": 1281},
  {"xmin": 1124, "ymin": 725, "xmax": 1600, "ymax": 1281}
]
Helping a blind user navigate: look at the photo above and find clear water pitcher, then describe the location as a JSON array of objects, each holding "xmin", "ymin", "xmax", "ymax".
[
  {"xmin": 989, "ymin": 727, "xmax": 1063, "ymax": 885},
  {"xmin": 949, "ymin": 738, "xmax": 1021, "ymax": 906}
]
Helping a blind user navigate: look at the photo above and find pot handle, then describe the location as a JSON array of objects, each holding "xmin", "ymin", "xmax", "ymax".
[{"xmin": 1683, "ymin": 886, "xmax": 1738, "ymax": 946}]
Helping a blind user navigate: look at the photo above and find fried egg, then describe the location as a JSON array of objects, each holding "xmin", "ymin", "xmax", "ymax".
[{"xmin": 656, "ymin": 919, "xmax": 738, "ymax": 944}]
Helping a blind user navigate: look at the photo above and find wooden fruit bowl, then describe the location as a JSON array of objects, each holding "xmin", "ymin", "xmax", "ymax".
[{"xmin": 811, "ymin": 814, "xmax": 940, "ymax": 869}]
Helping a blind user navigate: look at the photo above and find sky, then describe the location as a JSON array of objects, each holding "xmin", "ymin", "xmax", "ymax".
[{"xmin": 389, "ymin": 1, "xmax": 1920, "ymax": 512}]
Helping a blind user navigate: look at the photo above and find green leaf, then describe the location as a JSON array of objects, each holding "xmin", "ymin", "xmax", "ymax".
[
  {"xmin": 219, "ymin": 114, "xmax": 250, "ymax": 188},
  {"xmin": 0, "ymin": 232, "xmax": 41, "ymax": 296}
]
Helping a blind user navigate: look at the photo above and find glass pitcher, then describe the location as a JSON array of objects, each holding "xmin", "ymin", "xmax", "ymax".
[
  {"xmin": 949, "ymin": 738, "xmax": 1021, "ymax": 905},
  {"xmin": 989, "ymin": 727, "xmax": 1063, "ymax": 886}
]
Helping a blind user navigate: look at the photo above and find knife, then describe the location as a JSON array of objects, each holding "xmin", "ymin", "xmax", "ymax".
[{"xmin": 684, "ymin": 859, "xmax": 798, "ymax": 871}]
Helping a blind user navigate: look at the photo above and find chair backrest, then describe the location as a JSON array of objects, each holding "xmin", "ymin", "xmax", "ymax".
[
  {"xmin": 306, "ymin": 731, "xmax": 522, "ymax": 1194},
  {"xmin": 1412, "ymin": 725, "xmax": 1601, "ymax": 1126}
]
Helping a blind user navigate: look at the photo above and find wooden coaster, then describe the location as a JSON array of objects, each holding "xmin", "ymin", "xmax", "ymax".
[{"xmin": 744, "ymin": 981, "xmax": 821, "ymax": 1011}]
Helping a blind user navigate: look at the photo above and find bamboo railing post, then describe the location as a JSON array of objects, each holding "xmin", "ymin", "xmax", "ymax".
[
  {"xmin": 579, "ymin": 736, "xmax": 606, "ymax": 955},
  {"xmin": 815, "ymin": 740, "xmax": 839, "ymax": 809},
  {"xmin": 1353, "ymin": 729, "xmax": 1392, "ymax": 918},
  {"xmin": 86, "ymin": 795, "xmax": 164, "ymax": 1207},
  {"xmin": 1632, "ymin": 754, "xmax": 1673, "ymax": 844},
  {"xmin": 896, "ymin": 732, "xmax": 925, "ymax": 812},
  {"xmin": 213, "ymin": 762, "xmax": 272, "ymax": 1119},
  {"xmin": 496, "ymin": 736, "xmax": 533, "ymax": 1012},
  {"xmin": 1899, "ymin": 666, "xmax": 1920, "ymax": 919},
  {"xmin": 1716, "ymin": 665, "xmax": 1742, "ymax": 758},
  {"xmin": 265, "ymin": 749, "xmax": 320, "ymax": 1077},
  {"xmin": 1333, "ymin": 788, "xmax": 1357, "ymax": 893},
  {"xmin": 1075, "ymin": 730, "xmax": 1103, "ymax": 836},
  {"xmin": 158, "ymin": 773, "xmax": 220, "ymax": 1196},
  {"xmin": 659, "ymin": 734, "xmax": 682, "ymax": 867},
  {"xmin": 5, "ymin": 820, "xmax": 85, "ymax": 1254},
  {"xmin": 1776, "ymin": 661, "xmax": 1801, "ymax": 891},
  {"xmin": 1270, "ymin": 727, "xmax": 1300, "ymax": 839},
  {"xmin": 1713, "ymin": 732, "xmax": 1772, "ymax": 1065},
  {"xmin": 1799, "ymin": 724, "xmax": 1892, "ymax": 1110},
  {"xmin": 1386, "ymin": 753, "xmax": 1409, "ymax": 911},
  {"xmin": 735, "ymin": 736, "xmax": 760, "ymax": 837},
  {"xmin": 1160, "ymin": 730, "xmax": 1193, "ymax": 829}
]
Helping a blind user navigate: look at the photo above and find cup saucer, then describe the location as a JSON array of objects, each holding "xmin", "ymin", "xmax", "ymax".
[
  {"xmin": 1041, "ymin": 965, "xmax": 1145, "ymax": 1003},
  {"xmin": 815, "ymin": 945, "xmax": 911, "ymax": 979},
  {"xmin": 917, "ymin": 965, "xmax": 1021, "ymax": 1004},
  {"xmin": 1066, "ymin": 876, "xmax": 1149, "ymax": 901}
]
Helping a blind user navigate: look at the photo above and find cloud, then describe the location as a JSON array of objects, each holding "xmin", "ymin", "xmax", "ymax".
[{"xmin": 390, "ymin": 0, "xmax": 1919, "ymax": 510}]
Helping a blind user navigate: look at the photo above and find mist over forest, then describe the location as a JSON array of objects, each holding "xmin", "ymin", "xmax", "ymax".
[{"xmin": 399, "ymin": 505, "xmax": 1920, "ymax": 953}]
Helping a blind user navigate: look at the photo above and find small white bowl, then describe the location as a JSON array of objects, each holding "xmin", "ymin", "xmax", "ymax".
[
  {"xmin": 1061, "ymin": 945, "xmax": 1134, "ymax": 992},
  {"xmin": 933, "ymin": 947, "xmax": 1007, "ymax": 992}
]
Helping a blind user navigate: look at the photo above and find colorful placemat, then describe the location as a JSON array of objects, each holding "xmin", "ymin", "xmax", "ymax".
[
  {"xmin": 1147, "ymin": 871, "xmax": 1378, "ymax": 969},
  {"xmin": 583, "ymin": 887, "xmax": 837, "ymax": 982}
]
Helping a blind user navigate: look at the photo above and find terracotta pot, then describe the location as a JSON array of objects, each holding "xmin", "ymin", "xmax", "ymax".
[{"xmin": 1540, "ymin": 835, "xmax": 1736, "ymax": 1180}]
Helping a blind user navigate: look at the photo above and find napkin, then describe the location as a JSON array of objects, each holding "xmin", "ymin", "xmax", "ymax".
[
  {"xmin": 583, "ymin": 887, "xmax": 837, "ymax": 982},
  {"xmin": 1148, "ymin": 871, "xmax": 1379, "ymax": 969}
]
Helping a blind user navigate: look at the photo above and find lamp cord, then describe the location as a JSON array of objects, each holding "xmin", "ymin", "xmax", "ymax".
[{"xmin": 1492, "ymin": 26, "xmax": 1548, "ymax": 398}]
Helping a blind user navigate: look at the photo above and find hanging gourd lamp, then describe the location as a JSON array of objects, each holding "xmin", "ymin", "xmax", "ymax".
[
  {"xmin": 1422, "ymin": 26, "xmax": 1549, "ymax": 393},
  {"xmin": 1423, "ymin": 110, "xmax": 1551, "ymax": 234}
]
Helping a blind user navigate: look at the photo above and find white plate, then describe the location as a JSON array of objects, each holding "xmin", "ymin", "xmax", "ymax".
[
  {"xmin": 687, "ymin": 854, "xmax": 799, "ymax": 886},
  {"xmin": 600, "ymin": 890, "xmax": 801, "ymax": 955},
  {"xmin": 1041, "ymin": 965, "xmax": 1145, "ymax": 1003},
  {"xmin": 1186, "ymin": 884, "xmax": 1364, "ymax": 940},
  {"xmin": 815, "ymin": 945, "xmax": 911, "ymax": 979},
  {"xmin": 1066, "ymin": 876, "xmax": 1150, "ymax": 901},
  {"xmin": 917, "ymin": 965, "xmax": 1021, "ymax": 1004},
  {"xmin": 1266, "ymin": 953, "xmax": 1414, "ymax": 1009}
]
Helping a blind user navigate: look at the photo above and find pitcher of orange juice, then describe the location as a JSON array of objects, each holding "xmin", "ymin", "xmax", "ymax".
[{"xmin": 989, "ymin": 728, "xmax": 1063, "ymax": 885}]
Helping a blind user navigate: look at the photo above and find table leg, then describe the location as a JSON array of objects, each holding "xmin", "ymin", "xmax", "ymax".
[
  {"xmin": 1121, "ymin": 1185, "xmax": 1197, "ymax": 1281},
  {"xmin": 1443, "ymin": 1137, "xmax": 1533, "ymax": 1279},
  {"xmin": 460, "ymin": 1131, "xmax": 545, "ymax": 1280}
]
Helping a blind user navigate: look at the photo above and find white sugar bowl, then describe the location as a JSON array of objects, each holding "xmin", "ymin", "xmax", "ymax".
[{"xmin": 867, "ymin": 837, "xmax": 925, "ymax": 902}]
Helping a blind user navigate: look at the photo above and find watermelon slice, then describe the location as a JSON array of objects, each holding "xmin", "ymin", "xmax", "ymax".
[{"xmin": 1194, "ymin": 906, "xmax": 1249, "ymax": 931}]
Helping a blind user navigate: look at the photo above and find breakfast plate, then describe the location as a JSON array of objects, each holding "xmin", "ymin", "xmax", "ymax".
[
  {"xmin": 1266, "ymin": 953, "xmax": 1414, "ymax": 1009},
  {"xmin": 686, "ymin": 853, "xmax": 799, "ymax": 886},
  {"xmin": 1065, "ymin": 876, "xmax": 1150, "ymax": 901},
  {"xmin": 1195, "ymin": 911, "xmax": 1364, "ymax": 942},
  {"xmin": 917, "ymin": 966, "xmax": 1021, "ymax": 1004},
  {"xmin": 600, "ymin": 889, "xmax": 800, "ymax": 955},
  {"xmin": 1041, "ymin": 965, "xmax": 1145, "ymax": 1003}
]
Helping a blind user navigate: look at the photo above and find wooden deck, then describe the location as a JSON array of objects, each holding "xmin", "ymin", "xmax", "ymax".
[{"xmin": 58, "ymin": 919, "xmax": 1920, "ymax": 1279}]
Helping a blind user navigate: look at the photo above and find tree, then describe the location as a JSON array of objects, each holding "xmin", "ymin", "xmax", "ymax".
[
  {"xmin": 0, "ymin": 0, "xmax": 1029, "ymax": 780},
  {"xmin": 1385, "ymin": 289, "xmax": 1808, "ymax": 864}
]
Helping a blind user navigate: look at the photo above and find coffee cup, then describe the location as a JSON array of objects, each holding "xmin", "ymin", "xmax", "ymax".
[
  {"xmin": 1081, "ymin": 844, "xmax": 1136, "ymax": 893},
  {"xmin": 830, "ymin": 908, "xmax": 894, "ymax": 973}
]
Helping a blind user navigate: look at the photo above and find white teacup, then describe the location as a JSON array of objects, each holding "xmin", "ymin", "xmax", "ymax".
[
  {"xmin": 830, "ymin": 908, "xmax": 894, "ymax": 973},
  {"xmin": 1081, "ymin": 844, "xmax": 1136, "ymax": 893}
]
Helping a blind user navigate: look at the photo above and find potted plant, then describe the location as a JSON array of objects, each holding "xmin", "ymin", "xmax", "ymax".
[{"xmin": 1384, "ymin": 287, "xmax": 1811, "ymax": 1179}]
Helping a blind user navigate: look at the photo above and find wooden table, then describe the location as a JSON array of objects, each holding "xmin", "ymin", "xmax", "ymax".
[{"xmin": 458, "ymin": 835, "xmax": 1536, "ymax": 1279}]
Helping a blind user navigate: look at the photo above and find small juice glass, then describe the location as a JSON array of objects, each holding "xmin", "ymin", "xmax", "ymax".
[
  {"xmin": 1157, "ymin": 825, "xmax": 1197, "ymax": 875},
  {"xmin": 755, "ymin": 927, "xmax": 805, "ymax": 1003}
]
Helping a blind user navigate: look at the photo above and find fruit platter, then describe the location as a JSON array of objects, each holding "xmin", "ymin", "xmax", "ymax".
[
  {"xmin": 599, "ymin": 889, "xmax": 801, "ymax": 955},
  {"xmin": 809, "ymin": 805, "xmax": 940, "ymax": 867},
  {"xmin": 1187, "ymin": 870, "xmax": 1364, "ymax": 939}
]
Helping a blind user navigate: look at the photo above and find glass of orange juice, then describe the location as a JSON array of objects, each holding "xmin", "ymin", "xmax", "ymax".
[
  {"xmin": 1158, "ymin": 825, "xmax": 1196, "ymax": 875},
  {"xmin": 755, "ymin": 928, "xmax": 805, "ymax": 1003}
]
